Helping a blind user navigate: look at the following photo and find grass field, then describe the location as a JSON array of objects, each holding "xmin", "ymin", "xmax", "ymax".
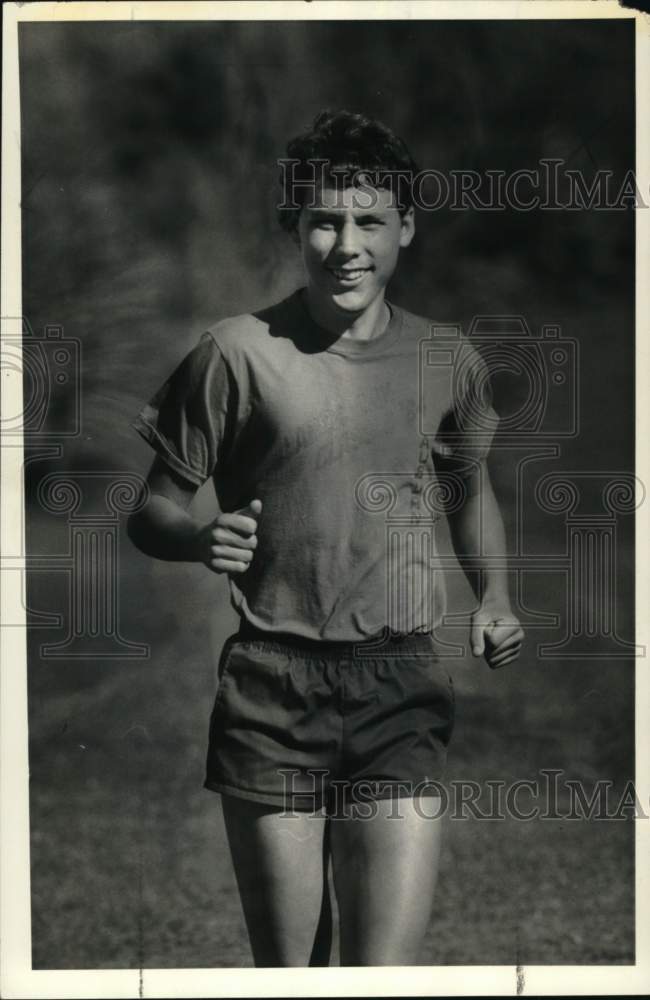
[{"xmin": 28, "ymin": 556, "xmax": 635, "ymax": 969}]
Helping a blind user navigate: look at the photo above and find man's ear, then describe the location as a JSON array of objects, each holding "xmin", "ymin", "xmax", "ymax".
[{"xmin": 399, "ymin": 206, "xmax": 415, "ymax": 248}]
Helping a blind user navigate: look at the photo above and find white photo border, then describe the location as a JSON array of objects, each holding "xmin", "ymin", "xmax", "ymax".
[{"xmin": 2, "ymin": 2, "xmax": 648, "ymax": 997}]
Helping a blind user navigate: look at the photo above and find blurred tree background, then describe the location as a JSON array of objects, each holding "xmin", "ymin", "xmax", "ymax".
[{"xmin": 20, "ymin": 18, "xmax": 635, "ymax": 967}]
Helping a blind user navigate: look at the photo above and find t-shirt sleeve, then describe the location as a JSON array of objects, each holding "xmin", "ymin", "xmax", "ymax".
[
  {"xmin": 432, "ymin": 339, "xmax": 500, "ymax": 498},
  {"xmin": 131, "ymin": 332, "xmax": 233, "ymax": 487}
]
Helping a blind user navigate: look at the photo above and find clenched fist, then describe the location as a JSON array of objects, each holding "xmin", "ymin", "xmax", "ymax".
[
  {"xmin": 470, "ymin": 605, "xmax": 524, "ymax": 670},
  {"xmin": 195, "ymin": 499, "xmax": 262, "ymax": 575}
]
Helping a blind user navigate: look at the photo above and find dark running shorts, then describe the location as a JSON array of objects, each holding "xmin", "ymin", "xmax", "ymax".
[{"xmin": 204, "ymin": 624, "xmax": 455, "ymax": 812}]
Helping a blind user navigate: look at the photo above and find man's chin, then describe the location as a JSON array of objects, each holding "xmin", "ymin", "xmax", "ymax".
[
  {"xmin": 329, "ymin": 288, "xmax": 377, "ymax": 313},
  {"xmin": 305, "ymin": 280, "xmax": 386, "ymax": 317}
]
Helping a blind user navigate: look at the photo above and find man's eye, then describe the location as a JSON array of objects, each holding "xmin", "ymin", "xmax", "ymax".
[{"xmin": 313, "ymin": 221, "xmax": 335, "ymax": 230}]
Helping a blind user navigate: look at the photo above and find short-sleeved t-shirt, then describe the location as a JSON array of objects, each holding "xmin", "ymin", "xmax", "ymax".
[{"xmin": 133, "ymin": 288, "xmax": 498, "ymax": 640}]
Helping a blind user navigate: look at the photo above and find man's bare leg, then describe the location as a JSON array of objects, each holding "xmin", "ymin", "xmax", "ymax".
[
  {"xmin": 221, "ymin": 795, "xmax": 331, "ymax": 967},
  {"xmin": 330, "ymin": 795, "xmax": 443, "ymax": 966}
]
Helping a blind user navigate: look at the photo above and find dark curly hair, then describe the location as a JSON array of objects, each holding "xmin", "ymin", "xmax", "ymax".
[{"xmin": 277, "ymin": 109, "xmax": 419, "ymax": 234}]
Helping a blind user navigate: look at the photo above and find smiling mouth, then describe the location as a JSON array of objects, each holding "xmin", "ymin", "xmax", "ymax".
[{"xmin": 327, "ymin": 267, "xmax": 371, "ymax": 281}]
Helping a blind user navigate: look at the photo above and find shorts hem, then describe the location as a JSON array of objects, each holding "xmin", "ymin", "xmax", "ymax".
[
  {"xmin": 204, "ymin": 776, "xmax": 448, "ymax": 809},
  {"xmin": 203, "ymin": 778, "xmax": 326, "ymax": 811}
]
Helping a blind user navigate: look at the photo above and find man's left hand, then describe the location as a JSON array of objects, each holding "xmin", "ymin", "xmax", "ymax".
[{"xmin": 470, "ymin": 607, "xmax": 524, "ymax": 669}]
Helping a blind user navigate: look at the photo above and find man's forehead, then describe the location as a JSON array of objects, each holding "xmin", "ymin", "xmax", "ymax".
[{"xmin": 308, "ymin": 182, "xmax": 397, "ymax": 212}]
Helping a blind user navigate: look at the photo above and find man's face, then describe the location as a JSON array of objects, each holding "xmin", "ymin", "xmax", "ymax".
[{"xmin": 297, "ymin": 182, "xmax": 415, "ymax": 315}]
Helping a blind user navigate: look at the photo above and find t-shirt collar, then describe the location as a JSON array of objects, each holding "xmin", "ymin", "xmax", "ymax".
[{"xmin": 292, "ymin": 287, "xmax": 403, "ymax": 358}]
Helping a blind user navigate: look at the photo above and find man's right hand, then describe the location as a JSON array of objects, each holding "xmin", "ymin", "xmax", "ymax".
[{"xmin": 195, "ymin": 499, "xmax": 262, "ymax": 575}]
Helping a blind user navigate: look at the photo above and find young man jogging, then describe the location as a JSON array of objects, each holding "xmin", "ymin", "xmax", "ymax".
[{"xmin": 128, "ymin": 109, "xmax": 523, "ymax": 967}]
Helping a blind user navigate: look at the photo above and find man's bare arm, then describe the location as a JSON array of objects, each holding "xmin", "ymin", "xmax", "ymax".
[
  {"xmin": 443, "ymin": 461, "xmax": 524, "ymax": 668},
  {"xmin": 127, "ymin": 455, "xmax": 260, "ymax": 573},
  {"xmin": 445, "ymin": 465, "xmax": 510, "ymax": 609}
]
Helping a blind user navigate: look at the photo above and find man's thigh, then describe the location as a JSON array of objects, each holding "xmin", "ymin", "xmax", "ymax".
[
  {"xmin": 221, "ymin": 795, "xmax": 330, "ymax": 966},
  {"xmin": 329, "ymin": 795, "xmax": 443, "ymax": 966}
]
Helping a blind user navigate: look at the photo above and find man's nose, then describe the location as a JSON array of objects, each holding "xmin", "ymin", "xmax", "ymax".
[{"xmin": 335, "ymin": 220, "xmax": 361, "ymax": 257}]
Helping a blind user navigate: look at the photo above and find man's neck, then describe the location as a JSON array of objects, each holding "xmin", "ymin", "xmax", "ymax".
[{"xmin": 302, "ymin": 288, "xmax": 390, "ymax": 342}]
